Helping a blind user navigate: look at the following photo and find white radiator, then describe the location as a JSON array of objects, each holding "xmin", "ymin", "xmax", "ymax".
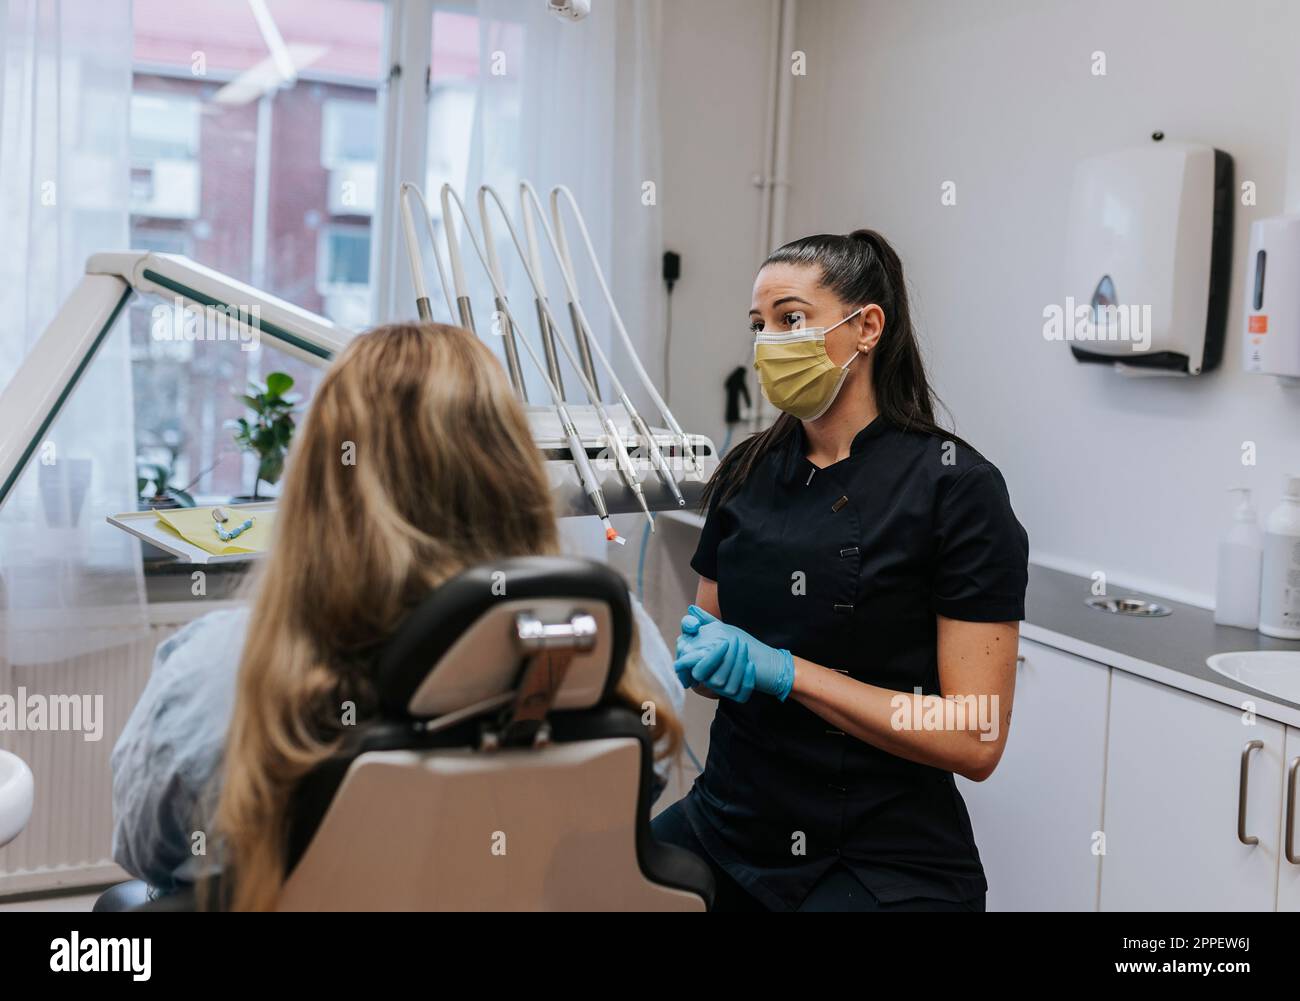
[{"xmin": 0, "ymin": 622, "xmax": 183, "ymax": 896}]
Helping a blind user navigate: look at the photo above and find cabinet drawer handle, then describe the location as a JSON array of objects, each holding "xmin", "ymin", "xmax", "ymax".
[
  {"xmin": 1238, "ymin": 740, "xmax": 1264, "ymax": 846},
  {"xmin": 1287, "ymin": 756, "xmax": 1300, "ymax": 866}
]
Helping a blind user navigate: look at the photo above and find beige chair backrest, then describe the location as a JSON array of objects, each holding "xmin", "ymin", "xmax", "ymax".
[{"xmin": 277, "ymin": 742, "xmax": 706, "ymax": 912}]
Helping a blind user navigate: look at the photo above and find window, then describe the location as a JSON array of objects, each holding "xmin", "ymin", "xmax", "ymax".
[
  {"xmin": 319, "ymin": 225, "xmax": 371, "ymax": 288},
  {"xmin": 130, "ymin": 93, "xmax": 200, "ymax": 161},
  {"xmin": 321, "ymin": 99, "xmax": 378, "ymax": 168},
  {"xmin": 318, "ymin": 225, "xmax": 372, "ymax": 329},
  {"xmin": 129, "ymin": 0, "xmax": 387, "ymax": 501},
  {"xmin": 129, "ymin": 93, "xmax": 201, "ymax": 218}
]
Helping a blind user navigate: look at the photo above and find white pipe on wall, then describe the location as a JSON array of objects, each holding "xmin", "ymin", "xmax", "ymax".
[
  {"xmin": 768, "ymin": 0, "xmax": 798, "ymax": 254},
  {"xmin": 751, "ymin": 0, "xmax": 798, "ymax": 431}
]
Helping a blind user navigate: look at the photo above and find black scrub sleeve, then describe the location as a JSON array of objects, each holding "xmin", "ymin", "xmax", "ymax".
[
  {"xmin": 689, "ymin": 490, "xmax": 726, "ymax": 581},
  {"xmin": 932, "ymin": 461, "xmax": 1029, "ymax": 622}
]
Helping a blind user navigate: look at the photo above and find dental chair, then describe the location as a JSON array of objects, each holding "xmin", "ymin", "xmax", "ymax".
[{"xmin": 95, "ymin": 555, "xmax": 713, "ymax": 912}]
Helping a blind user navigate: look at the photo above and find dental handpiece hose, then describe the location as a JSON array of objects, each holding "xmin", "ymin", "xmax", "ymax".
[
  {"xmin": 519, "ymin": 192, "xmax": 568, "ymax": 397},
  {"xmin": 440, "ymin": 185, "xmax": 623, "ymax": 543},
  {"xmin": 550, "ymin": 184, "xmax": 702, "ymax": 481},
  {"xmin": 440, "ymin": 184, "xmax": 534, "ymax": 401},
  {"xmin": 399, "ymin": 182, "xmax": 455, "ymax": 323},
  {"xmin": 527, "ymin": 186, "xmax": 684, "ymax": 510},
  {"xmin": 478, "ymin": 184, "xmax": 654, "ymax": 530}
]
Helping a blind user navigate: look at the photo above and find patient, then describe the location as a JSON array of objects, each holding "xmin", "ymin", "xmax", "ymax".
[{"xmin": 111, "ymin": 321, "xmax": 684, "ymax": 910}]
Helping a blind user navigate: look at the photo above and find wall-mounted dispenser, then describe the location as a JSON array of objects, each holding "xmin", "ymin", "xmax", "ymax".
[
  {"xmin": 1063, "ymin": 139, "xmax": 1233, "ymax": 376},
  {"xmin": 1243, "ymin": 216, "xmax": 1300, "ymax": 385}
]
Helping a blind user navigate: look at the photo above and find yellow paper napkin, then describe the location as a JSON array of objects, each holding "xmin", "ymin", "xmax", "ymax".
[{"xmin": 154, "ymin": 506, "xmax": 276, "ymax": 557}]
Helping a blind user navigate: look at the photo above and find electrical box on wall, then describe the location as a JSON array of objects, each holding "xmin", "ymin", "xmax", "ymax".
[
  {"xmin": 1243, "ymin": 216, "xmax": 1300, "ymax": 385},
  {"xmin": 1063, "ymin": 140, "xmax": 1233, "ymax": 376}
]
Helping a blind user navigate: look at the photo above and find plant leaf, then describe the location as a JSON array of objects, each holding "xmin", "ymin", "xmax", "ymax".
[{"xmin": 265, "ymin": 372, "xmax": 293, "ymax": 398}]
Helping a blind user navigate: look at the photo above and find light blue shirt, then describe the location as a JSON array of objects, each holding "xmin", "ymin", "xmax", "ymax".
[{"xmin": 110, "ymin": 595, "xmax": 684, "ymax": 892}]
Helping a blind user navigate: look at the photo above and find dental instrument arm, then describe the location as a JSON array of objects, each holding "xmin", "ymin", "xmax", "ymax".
[
  {"xmin": 550, "ymin": 185, "xmax": 703, "ymax": 480},
  {"xmin": 475, "ymin": 190, "xmax": 530, "ymax": 401},
  {"xmin": 439, "ymin": 184, "xmax": 624, "ymax": 543},
  {"xmin": 477, "ymin": 184, "xmax": 655, "ymax": 529},
  {"xmin": 521, "ymin": 182, "xmax": 685, "ymax": 509},
  {"xmin": 517, "ymin": 184, "xmax": 684, "ymax": 516},
  {"xmin": 519, "ymin": 190, "xmax": 568, "ymax": 399},
  {"xmin": 439, "ymin": 185, "xmax": 495, "ymax": 357},
  {"xmin": 399, "ymin": 182, "xmax": 455, "ymax": 322}
]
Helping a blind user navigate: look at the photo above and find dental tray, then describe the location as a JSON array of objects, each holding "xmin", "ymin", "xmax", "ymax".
[{"xmin": 107, "ymin": 501, "xmax": 277, "ymax": 565}]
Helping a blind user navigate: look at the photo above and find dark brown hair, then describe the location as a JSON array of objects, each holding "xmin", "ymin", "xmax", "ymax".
[{"xmin": 703, "ymin": 229, "xmax": 968, "ymax": 509}]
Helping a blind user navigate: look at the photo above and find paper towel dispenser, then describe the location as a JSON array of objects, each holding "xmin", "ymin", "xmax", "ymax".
[{"xmin": 1062, "ymin": 139, "xmax": 1233, "ymax": 376}]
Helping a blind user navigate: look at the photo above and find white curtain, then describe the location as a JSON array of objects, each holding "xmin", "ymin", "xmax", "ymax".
[
  {"xmin": 455, "ymin": 0, "xmax": 666, "ymax": 558},
  {"xmin": 0, "ymin": 0, "xmax": 145, "ymax": 663}
]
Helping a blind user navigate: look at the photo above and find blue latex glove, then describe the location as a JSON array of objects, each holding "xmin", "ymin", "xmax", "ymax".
[
  {"xmin": 676, "ymin": 623, "xmax": 754, "ymax": 702},
  {"xmin": 674, "ymin": 605, "xmax": 795, "ymax": 702}
]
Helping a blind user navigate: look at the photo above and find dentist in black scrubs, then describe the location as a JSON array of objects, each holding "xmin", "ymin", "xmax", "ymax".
[{"xmin": 652, "ymin": 230, "xmax": 1029, "ymax": 912}]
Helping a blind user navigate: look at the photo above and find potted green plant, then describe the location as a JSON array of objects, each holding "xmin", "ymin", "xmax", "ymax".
[
  {"xmin": 137, "ymin": 455, "xmax": 196, "ymax": 509},
  {"xmin": 227, "ymin": 372, "xmax": 298, "ymax": 501}
]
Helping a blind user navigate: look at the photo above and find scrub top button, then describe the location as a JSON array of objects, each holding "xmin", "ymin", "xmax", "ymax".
[
  {"xmin": 833, "ymin": 603, "xmax": 853, "ymax": 614},
  {"xmin": 839, "ymin": 546, "xmax": 859, "ymax": 557},
  {"xmin": 831, "ymin": 495, "xmax": 849, "ymax": 512}
]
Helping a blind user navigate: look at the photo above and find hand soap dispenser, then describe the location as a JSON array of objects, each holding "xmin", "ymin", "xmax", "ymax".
[
  {"xmin": 1260, "ymin": 476, "xmax": 1300, "ymax": 638},
  {"xmin": 1243, "ymin": 216, "xmax": 1300, "ymax": 385},
  {"xmin": 1214, "ymin": 487, "xmax": 1262, "ymax": 629}
]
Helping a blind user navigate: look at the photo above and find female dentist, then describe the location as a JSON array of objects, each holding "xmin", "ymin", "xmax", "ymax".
[{"xmin": 652, "ymin": 229, "xmax": 1029, "ymax": 912}]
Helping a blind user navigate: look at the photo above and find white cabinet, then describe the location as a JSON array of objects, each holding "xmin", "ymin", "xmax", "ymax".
[
  {"xmin": 957, "ymin": 638, "xmax": 1110, "ymax": 911},
  {"xmin": 1100, "ymin": 671, "xmax": 1285, "ymax": 911},
  {"xmin": 1277, "ymin": 726, "xmax": 1300, "ymax": 911}
]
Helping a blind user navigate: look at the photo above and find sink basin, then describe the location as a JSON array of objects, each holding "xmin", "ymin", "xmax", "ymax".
[
  {"xmin": 0, "ymin": 750, "xmax": 34, "ymax": 848},
  {"xmin": 1207, "ymin": 651, "xmax": 1300, "ymax": 705}
]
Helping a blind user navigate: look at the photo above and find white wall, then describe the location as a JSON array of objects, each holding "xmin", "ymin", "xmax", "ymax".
[
  {"xmin": 658, "ymin": 0, "xmax": 778, "ymax": 452},
  {"xmin": 780, "ymin": 0, "xmax": 1300, "ymax": 607},
  {"xmin": 604, "ymin": 0, "xmax": 778, "ymax": 610}
]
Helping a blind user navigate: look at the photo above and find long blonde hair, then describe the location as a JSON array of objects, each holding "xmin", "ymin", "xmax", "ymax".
[{"xmin": 214, "ymin": 322, "xmax": 681, "ymax": 910}]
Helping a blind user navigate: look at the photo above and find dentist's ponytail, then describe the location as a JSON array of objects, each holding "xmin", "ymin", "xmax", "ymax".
[{"xmin": 703, "ymin": 229, "xmax": 968, "ymax": 510}]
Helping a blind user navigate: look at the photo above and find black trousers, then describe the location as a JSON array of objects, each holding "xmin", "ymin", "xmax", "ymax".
[{"xmin": 652, "ymin": 799, "xmax": 985, "ymax": 913}]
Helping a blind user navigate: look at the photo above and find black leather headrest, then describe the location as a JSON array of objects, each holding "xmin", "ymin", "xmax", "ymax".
[{"xmin": 375, "ymin": 555, "xmax": 633, "ymax": 721}]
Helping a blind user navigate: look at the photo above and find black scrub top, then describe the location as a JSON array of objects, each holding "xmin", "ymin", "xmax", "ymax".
[{"xmin": 684, "ymin": 415, "xmax": 1029, "ymax": 910}]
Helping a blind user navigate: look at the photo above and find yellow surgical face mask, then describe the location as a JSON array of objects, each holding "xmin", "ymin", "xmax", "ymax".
[{"xmin": 753, "ymin": 307, "xmax": 864, "ymax": 421}]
